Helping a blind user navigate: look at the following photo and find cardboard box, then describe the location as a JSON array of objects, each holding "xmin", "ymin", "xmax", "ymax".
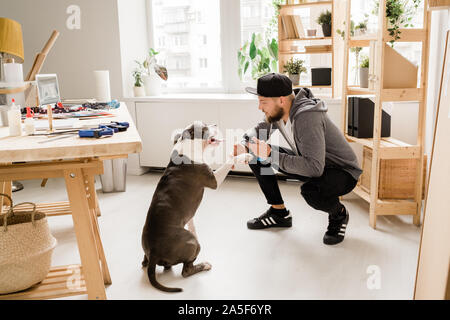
[{"xmin": 360, "ymin": 147, "xmax": 427, "ymax": 199}]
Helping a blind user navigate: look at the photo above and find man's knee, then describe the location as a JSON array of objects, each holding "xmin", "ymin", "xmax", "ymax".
[{"xmin": 300, "ymin": 184, "xmax": 323, "ymax": 211}]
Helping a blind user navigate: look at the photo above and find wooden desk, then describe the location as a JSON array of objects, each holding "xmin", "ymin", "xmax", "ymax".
[{"xmin": 0, "ymin": 102, "xmax": 142, "ymax": 300}]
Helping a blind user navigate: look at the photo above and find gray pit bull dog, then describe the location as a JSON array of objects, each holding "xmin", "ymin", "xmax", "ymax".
[{"xmin": 141, "ymin": 121, "xmax": 251, "ymax": 292}]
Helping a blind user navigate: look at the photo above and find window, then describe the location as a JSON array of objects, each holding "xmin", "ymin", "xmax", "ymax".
[
  {"xmin": 149, "ymin": 0, "xmax": 223, "ymax": 91},
  {"xmin": 199, "ymin": 58, "xmax": 208, "ymax": 68}
]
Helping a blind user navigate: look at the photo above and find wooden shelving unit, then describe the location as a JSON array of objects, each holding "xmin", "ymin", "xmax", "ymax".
[
  {"xmin": 278, "ymin": 1, "xmax": 336, "ymax": 97},
  {"xmin": 340, "ymin": 0, "xmax": 431, "ymax": 228}
]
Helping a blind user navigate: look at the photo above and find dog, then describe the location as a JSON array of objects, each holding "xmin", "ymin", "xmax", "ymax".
[{"xmin": 141, "ymin": 121, "xmax": 251, "ymax": 292}]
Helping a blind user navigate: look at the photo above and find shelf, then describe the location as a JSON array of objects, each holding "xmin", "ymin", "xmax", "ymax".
[
  {"xmin": 0, "ymin": 82, "xmax": 32, "ymax": 95},
  {"xmin": 280, "ymin": 50, "xmax": 332, "ymax": 54},
  {"xmin": 281, "ymin": 37, "xmax": 332, "ymax": 42},
  {"xmin": 2, "ymin": 201, "xmax": 73, "ymax": 217},
  {"xmin": 349, "ymin": 34, "xmax": 377, "ymax": 47},
  {"xmin": 345, "ymin": 134, "xmax": 421, "ymax": 159},
  {"xmin": 353, "ymin": 185, "xmax": 418, "ymax": 215},
  {"xmin": 348, "ymin": 29, "xmax": 427, "ymax": 47},
  {"xmin": 347, "ymin": 86, "xmax": 375, "ymax": 95},
  {"xmin": 0, "ymin": 265, "xmax": 87, "ymax": 300},
  {"xmin": 283, "ymin": 1, "xmax": 332, "ymax": 8},
  {"xmin": 346, "ymin": 87, "xmax": 423, "ymax": 101},
  {"xmin": 294, "ymin": 85, "xmax": 332, "ymax": 89}
]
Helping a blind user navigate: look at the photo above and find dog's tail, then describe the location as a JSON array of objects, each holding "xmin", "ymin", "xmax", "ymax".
[{"xmin": 147, "ymin": 255, "xmax": 182, "ymax": 293}]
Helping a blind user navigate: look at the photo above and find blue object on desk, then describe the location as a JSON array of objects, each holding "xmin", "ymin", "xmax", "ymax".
[{"xmin": 78, "ymin": 127, "xmax": 114, "ymax": 138}]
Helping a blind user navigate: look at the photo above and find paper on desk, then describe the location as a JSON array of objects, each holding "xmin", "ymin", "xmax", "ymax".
[{"xmin": 34, "ymin": 118, "xmax": 80, "ymax": 131}]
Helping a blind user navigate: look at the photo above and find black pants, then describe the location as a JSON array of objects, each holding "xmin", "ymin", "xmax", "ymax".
[{"xmin": 249, "ymin": 146, "xmax": 357, "ymax": 216}]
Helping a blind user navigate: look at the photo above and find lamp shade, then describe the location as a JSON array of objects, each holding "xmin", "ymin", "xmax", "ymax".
[{"xmin": 0, "ymin": 17, "xmax": 24, "ymax": 63}]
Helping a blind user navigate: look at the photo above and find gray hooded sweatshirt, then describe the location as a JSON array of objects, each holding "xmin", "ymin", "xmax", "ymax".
[{"xmin": 245, "ymin": 88, "xmax": 362, "ymax": 180}]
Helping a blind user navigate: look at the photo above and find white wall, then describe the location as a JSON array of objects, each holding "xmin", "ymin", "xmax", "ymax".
[
  {"xmin": 1, "ymin": 0, "xmax": 123, "ymax": 100},
  {"xmin": 117, "ymin": 0, "xmax": 149, "ymax": 98}
]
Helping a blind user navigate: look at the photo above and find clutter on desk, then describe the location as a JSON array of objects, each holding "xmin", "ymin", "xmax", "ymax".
[
  {"xmin": 32, "ymin": 121, "xmax": 130, "ymax": 143},
  {"xmin": 0, "ymin": 193, "xmax": 57, "ymax": 294},
  {"xmin": 20, "ymin": 99, "xmax": 120, "ymax": 119}
]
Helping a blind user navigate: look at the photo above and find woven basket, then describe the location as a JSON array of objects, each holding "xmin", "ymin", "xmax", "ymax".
[{"xmin": 0, "ymin": 193, "xmax": 57, "ymax": 295}]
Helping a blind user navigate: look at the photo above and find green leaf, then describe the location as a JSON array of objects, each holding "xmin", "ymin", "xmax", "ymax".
[
  {"xmin": 249, "ymin": 41, "xmax": 257, "ymax": 60},
  {"xmin": 269, "ymin": 39, "xmax": 278, "ymax": 59},
  {"xmin": 244, "ymin": 61, "xmax": 250, "ymax": 74},
  {"xmin": 271, "ymin": 60, "xmax": 278, "ymax": 73}
]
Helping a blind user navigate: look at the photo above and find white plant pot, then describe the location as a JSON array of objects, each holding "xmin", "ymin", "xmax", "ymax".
[
  {"xmin": 359, "ymin": 68, "xmax": 369, "ymax": 88},
  {"xmin": 142, "ymin": 74, "xmax": 162, "ymax": 96},
  {"xmin": 133, "ymin": 86, "xmax": 145, "ymax": 97}
]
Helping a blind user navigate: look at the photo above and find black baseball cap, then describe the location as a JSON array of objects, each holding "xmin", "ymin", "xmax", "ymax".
[{"xmin": 245, "ymin": 73, "xmax": 293, "ymax": 97}]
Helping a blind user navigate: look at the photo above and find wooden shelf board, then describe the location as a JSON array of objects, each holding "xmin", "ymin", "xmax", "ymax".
[
  {"xmin": 0, "ymin": 82, "xmax": 32, "ymax": 95},
  {"xmin": 281, "ymin": 37, "xmax": 332, "ymax": 42},
  {"xmin": 348, "ymin": 29, "xmax": 426, "ymax": 47},
  {"xmin": 347, "ymin": 86, "xmax": 375, "ymax": 95},
  {"xmin": 280, "ymin": 50, "xmax": 332, "ymax": 54},
  {"xmin": 2, "ymin": 201, "xmax": 72, "ymax": 217},
  {"xmin": 345, "ymin": 135, "xmax": 420, "ymax": 159},
  {"xmin": 349, "ymin": 34, "xmax": 378, "ymax": 47},
  {"xmin": 294, "ymin": 85, "xmax": 332, "ymax": 89},
  {"xmin": 0, "ymin": 265, "xmax": 87, "ymax": 300},
  {"xmin": 282, "ymin": 1, "xmax": 332, "ymax": 8},
  {"xmin": 346, "ymin": 87, "xmax": 422, "ymax": 101},
  {"xmin": 353, "ymin": 185, "xmax": 418, "ymax": 215},
  {"xmin": 381, "ymin": 88, "xmax": 422, "ymax": 102}
]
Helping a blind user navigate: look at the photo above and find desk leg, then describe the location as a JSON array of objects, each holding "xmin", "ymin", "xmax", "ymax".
[
  {"xmin": 83, "ymin": 172, "xmax": 112, "ymax": 285},
  {"xmin": 64, "ymin": 169, "xmax": 106, "ymax": 300},
  {"xmin": 1, "ymin": 162, "xmax": 12, "ymax": 210}
]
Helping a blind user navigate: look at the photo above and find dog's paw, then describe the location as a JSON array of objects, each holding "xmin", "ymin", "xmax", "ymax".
[
  {"xmin": 234, "ymin": 153, "xmax": 253, "ymax": 165},
  {"xmin": 202, "ymin": 262, "xmax": 212, "ymax": 271}
]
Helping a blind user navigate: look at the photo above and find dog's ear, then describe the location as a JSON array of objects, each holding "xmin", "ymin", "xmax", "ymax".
[{"xmin": 173, "ymin": 130, "xmax": 183, "ymax": 145}]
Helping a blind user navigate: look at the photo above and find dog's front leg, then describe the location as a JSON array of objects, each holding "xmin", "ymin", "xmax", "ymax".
[{"xmin": 213, "ymin": 153, "xmax": 253, "ymax": 187}]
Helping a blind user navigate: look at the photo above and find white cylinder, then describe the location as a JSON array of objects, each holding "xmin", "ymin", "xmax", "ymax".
[
  {"xmin": 3, "ymin": 62, "xmax": 25, "ymax": 108},
  {"xmin": 99, "ymin": 159, "xmax": 114, "ymax": 193},
  {"xmin": 93, "ymin": 70, "xmax": 111, "ymax": 102}
]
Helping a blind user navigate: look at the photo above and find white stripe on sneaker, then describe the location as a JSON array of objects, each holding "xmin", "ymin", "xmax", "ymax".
[
  {"xmin": 269, "ymin": 217, "xmax": 277, "ymax": 225},
  {"xmin": 264, "ymin": 218, "xmax": 272, "ymax": 226},
  {"xmin": 261, "ymin": 219, "xmax": 267, "ymax": 226}
]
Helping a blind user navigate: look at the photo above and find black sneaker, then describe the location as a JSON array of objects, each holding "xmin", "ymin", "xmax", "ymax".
[
  {"xmin": 323, "ymin": 208, "xmax": 349, "ymax": 245},
  {"xmin": 247, "ymin": 208, "xmax": 292, "ymax": 230}
]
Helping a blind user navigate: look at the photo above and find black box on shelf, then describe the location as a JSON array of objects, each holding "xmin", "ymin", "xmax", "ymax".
[
  {"xmin": 347, "ymin": 97, "xmax": 391, "ymax": 138},
  {"xmin": 311, "ymin": 68, "xmax": 331, "ymax": 86}
]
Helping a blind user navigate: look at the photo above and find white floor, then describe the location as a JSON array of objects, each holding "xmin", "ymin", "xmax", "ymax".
[{"xmin": 10, "ymin": 172, "xmax": 422, "ymax": 300}]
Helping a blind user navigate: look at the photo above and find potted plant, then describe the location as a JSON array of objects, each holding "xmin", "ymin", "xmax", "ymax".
[
  {"xmin": 141, "ymin": 48, "xmax": 164, "ymax": 96},
  {"xmin": 238, "ymin": 33, "xmax": 278, "ymax": 81},
  {"xmin": 359, "ymin": 55, "xmax": 370, "ymax": 88},
  {"xmin": 372, "ymin": 0, "xmax": 421, "ymax": 46},
  {"xmin": 283, "ymin": 57, "xmax": 307, "ymax": 86},
  {"xmin": 316, "ymin": 10, "xmax": 332, "ymax": 37},
  {"xmin": 132, "ymin": 69, "xmax": 145, "ymax": 97},
  {"xmin": 354, "ymin": 14, "xmax": 369, "ymax": 36}
]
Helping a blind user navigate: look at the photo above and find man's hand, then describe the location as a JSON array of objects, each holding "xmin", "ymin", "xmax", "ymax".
[
  {"xmin": 227, "ymin": 150, "xmax": 253, "ymax": 170},
  {"xmin": 233, "ymin": 143, "xmax": 248, "ymax": 156},
  {"xmin": 247, "ymin": 137, "xmax": 271, "ymax": 160}
]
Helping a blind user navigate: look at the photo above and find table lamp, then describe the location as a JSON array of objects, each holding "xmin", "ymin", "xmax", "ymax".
[{"xmin": 0, "ymin": 17, "xmax": 24, "ymax": 81}]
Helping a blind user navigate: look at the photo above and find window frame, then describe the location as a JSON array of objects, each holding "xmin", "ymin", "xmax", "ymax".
[{"xmin": 146, "ymin": 0, "xmax": 255, "ymax": 94}]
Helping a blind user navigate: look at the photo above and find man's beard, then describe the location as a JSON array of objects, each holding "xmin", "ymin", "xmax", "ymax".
[{"xmin": 265, "ymin": 106, "xmax": 285, "ymax": 123}]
